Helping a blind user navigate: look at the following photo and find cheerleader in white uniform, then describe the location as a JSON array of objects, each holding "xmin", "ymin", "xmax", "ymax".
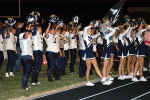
[
  {"xmin": 83, "ymin": 25, "xmax": 103, "ymax": 86},
  {"xmin": 101, "ymin": 20, "xmax": 116, "ymax": 85},
  {"xmin": 118, "ymin": 24, "xmax": 130, "ymax": 80},
  {"xmin": 132, "ymin": 25, "xmax": 147, "ymax": 82}
]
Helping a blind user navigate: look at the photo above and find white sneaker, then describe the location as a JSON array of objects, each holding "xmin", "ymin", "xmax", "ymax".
[
  {"xmin": 108, "ymin": 76, "xmax": 114, "ymax": 81},
  {"xmin": 130, "ymin": 73, "xmax": 134, "ymax": 76},
  {"xmin": 102, "ymin": 80, "xmax": 113, "ymax": 86},
  {"xmin": 136, "ymin": 71, "xmax": 140, "ymax": 76},
  {"xmin": 37, "ymin": 82, "xmax": 40, "ymax": 85},
  {"xmin": 122, "ymin": 75, "xmax": 127, "ymax": 80},
  {"xmin": 125, "ymin": 75, "xmax": 133, "ymax": 79},
  {"xmin": 5, "ymin": 73, "xmax": 9, "ymax": 78},
  {"xmin": 25, "ymin": 88, "xmax": 29, "ymax": 91},
  {"xmin": 101, "ymin": 77, "xmax": 107, "ymax": 82},
  {"xmin": 9, "ymin": 72, "xmax": 14, "ymax": 77},
  {"xmin": 86, "ymin": 81, "xmax": 95, "ymax": 87},
  {"xmin": 132, "ymin": 77, "xmax": 139, "ymax": 82},
  {"xmin": 140, "ymin": 77, "xmax": 147, "ymax": 82},
  {"xmin": 32, "ymin": 83, "xmax": 36, "ymax": 86},
  {"xmin": 118, "ymin": 76, "xmax": 124, "ymax": 80},
  {"xmin": 143, "ymin": 67, "xmax": 148, "ymax": 72}
]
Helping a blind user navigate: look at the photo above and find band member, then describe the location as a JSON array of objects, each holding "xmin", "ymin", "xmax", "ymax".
[
  {"xmin": 19, "ymin": 25, "xmax": 33, "ymax": 90},
  {"xmin": 5, "ymin": 27, "xmax": 17, "ymax": 78},
  {"xmin": 44, "ymin": 23, "xmax": 62, "ymax": 81},
  {"xmin": 31, "ymin": 24, "xmax": 44, "ymax": 85},
  {"xmin": 69, "ymin": 24, "xmax": 77, "ymax": 73}
]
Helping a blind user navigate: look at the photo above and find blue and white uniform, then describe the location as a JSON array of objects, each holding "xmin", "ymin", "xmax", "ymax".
[
  {"xmin": 19, "ymin": 32, "xmax": 33, "ymax": 89},
  {"xmin": 32, "ymin": 30, "xmax": 43, "ymax": 84},
  {"xmin": 103, "ymin": 27, "xmax": 116, "ymax": 59},
  {"xmin": 78, "ymin": 30, "xmax": 86, "ymax": 77},
  {"xmin": 5, "ymin": 32, "xmax": 17, "ymax": 74},
  {"xmin": 69, "ymin": 31, "xmax": 77, "ymax": 72},
  {"xmin": 44, "ymin": 32, "xmax": 60, "ymax": 80},
  {"xmin": 118, "ymin": 26, "xmax": 130, "ymax": 58},
  {"xmin": 136, "ymin": 29, "xmax": 146, "ymax": 57},
  {"xmin": 83, "ymin": 26, "xmax": 100, "ymax": 60}
]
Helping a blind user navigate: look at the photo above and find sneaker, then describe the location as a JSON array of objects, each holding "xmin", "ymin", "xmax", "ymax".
[
  {"xmin": 122, "ymin": 75, "xmax": 127, "ymax": 80},
  {"xmin": 125, "ymin": 75, "xmax": 133, "ymax": 79},
  {"xmin": 139, "ymin": 77, "xmax": 147, "ymax": 82},
  {"xmin": 86, "ymin": 81, "xmax": 95, "ymax": 87},
  {"xmin": 108, "ymin": 76, "xmax": 114, "ymax": 81},
  {"xmin": 118, "ymin": 76, "xmax": 124, "ymax": 80},
  {"xmin": 132, "ymin": 77, "xmax": 139, "ymax": 82},
  {"xmin": 143, "ymin": 67, "xmax": 148, "ymax": 72},
  {"xmin": 32, "ymin": 83, "xmax": 36, "ymax": 86},
  {"xmin": 5, "ymin": 73, "xmax": 9, "ymax": 78},
  {"xmin": 102, "ymin": 80, "xmax": 113, "ymax": 86},
  {"xmin": 9, "ymin": 72, "xmax": 14, "ymax": 77},
  {"xmin": 130, "ymin": 73, "xmax": 134, "ymax": 76},
  {"xmin": 136, "ymin": 71, "xmax": 140, "ymax": 76},
  {"xmin": 37, "ymin": 82, "xmax": 40, "ymax": 85},
  {"xmin": 25, "ymin": 88, "xmax": 29, "ymax": 91},
  {"xmin": 101, "ymin": 77, "xmax": 107, "ymax": 82}
]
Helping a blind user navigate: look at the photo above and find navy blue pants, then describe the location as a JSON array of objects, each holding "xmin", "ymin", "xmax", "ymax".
[
  {"xmin": 61, "ymin": 50, "xmax": 69, "ymax": 74},
  {"xmin": 46, "ymin": 51, "xmax": 60, "ymax": 80},
  {"xmin": 21, "ymin": 55, "xmax": 32, "ymax": 89},
  {"xmin": 79, "ymin": 50, "xmax": 86, "ymax": 77},
  {"xmin": 0, "ymin": 51, "xmax": 4, "ymax": 72},
  {"xmin": 6, "ymin": 50, "xmax": 17, "ymax": 73},
  {"xmin": 15, "ymin": 47, "xmax": 22, "ymax": 71},
  {"xmin": 32, "ymin": 50, "xmax": 43, "ymax": 83},
  {"xmin": 69, "ymin": 49, "xmax": 76, "ymax": 73}
]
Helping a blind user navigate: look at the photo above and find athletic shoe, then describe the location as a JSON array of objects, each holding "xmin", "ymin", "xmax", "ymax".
[
  {"xmin": 143, "ymin": 67, "xmax": 148, "ymax": 72},
  {"xmin": 118, "ymin": 76, "xmax": 124, "ymax": 80},
  {"xmin": 5, "ymin": 73, "xmax": 9, "ymax": 78},
  {"xmin": 32, "ymin": 83, "xmax": 36, "ymax": 86},
  {"xmin": 102, "ymin": 80, "xmax": 113, "ymax": 86},
  {"xmin": 125, "ymin": 75, "xmax": 133, "ymax": 79},
  {"xmin": 9, "ymin": 72, "xmax": 14, "ymax": 77},
  {"xmin": 139, "ymin": 77, "xmax": 147, "ymax": 82},
  {"xmin": 25, "ymin": 88, "xmax": 29, "ymax": 91},
  {"xmin": 132, "ymin": 77, "xmax": 139, "ymax": 82},
  {"xmin": 136, "ymin": 71, "xmax": 140, "ymax": 76},
  {"xmin": 101, "ymin": 77, "xmax": 107, "ymax": 82},
  {"xmin": 86, "ymin": 81, "xmax": 95, "ymax": 87},
  {"xmin": 130, "ymin": 73, "xmax": 134, "ymax": 76},
  {"xmin": 108, "ymin": 76, "xmax": 114, "ymax": 81},
  {"xmin": 37, "ymin": 82, "xmax": 41, "ymax": 85}
]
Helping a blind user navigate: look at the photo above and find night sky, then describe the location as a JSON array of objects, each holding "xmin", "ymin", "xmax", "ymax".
[{"xmin": 0, "ymin": 0, "xmax": 150, "ymax": 21}]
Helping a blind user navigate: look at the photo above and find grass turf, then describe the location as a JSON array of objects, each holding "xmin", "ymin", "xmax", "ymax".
[{"xmin": 0, "ymin": 57, "xmax": 101, "ymax": 100}]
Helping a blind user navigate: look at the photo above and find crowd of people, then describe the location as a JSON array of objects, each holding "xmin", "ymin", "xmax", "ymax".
[{"xmin": 0, "ymin": 11, "xmax": 150, "ymax": 91}]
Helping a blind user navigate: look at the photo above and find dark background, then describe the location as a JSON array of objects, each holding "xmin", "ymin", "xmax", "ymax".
[{"xmin": 0, "ymin": 0, "xmax": 150, "ymax": 23}]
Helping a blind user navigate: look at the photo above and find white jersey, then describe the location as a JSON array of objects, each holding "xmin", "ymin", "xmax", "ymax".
[
  {"xmin": 78, "ymin": 31, "xmax": 85, "ymax": 50},
  {"xmin": 44, "ymin": 33, "xmax": 60, "ymax": 53},
  {"xmin": 69, "ymin": 32, "xmax": 77, "ymax": 49},
  {"xmin": 19, "ymin": 32, "xmax": 33, "ymax": 56},
  {"xmin": 6, "ymin": 32, "xmax": 17, "ymax": 51},
  {"xmin": 64, "ymin": 32, "xmax": 70, "ymax": 51},
  {"xmin": 32, "ymin": 32, "xmax": 43, "ymax": 51},
  {"xmin": 0, "ymin": 34, "xmax": 4, "ymax": 51}
]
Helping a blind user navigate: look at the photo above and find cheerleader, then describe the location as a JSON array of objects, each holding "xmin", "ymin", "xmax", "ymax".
[
  {"xmin": 31, "ymin": 24, "xmax": 44, "ymax": 85},
  {"xmin": 118, "ymin": 24, "xmax": 130, "ymax": 80},
  {"xmin": 5, "ymin": 27, "xmax": 17, "ymax": 78},
  {"xmin": 132, "ymin": 25, "xmax": 147, "ymax": 82},
  {"xmin": 19, "ymin": 25, "xmax": 33, "ymax": 90},
  {"xmin": 44, "ymin": 23, "xmax": 61, "ymax": 81},
  {"xmin": 126, "ymin": 27, "xmax": 136, "ymax": 79},
  {"xmin": 83, "ymin": 25, "xmax": 103, "ymax": 86},
  {"xmin": 101, "ymin": 20, "xmax": 116, "ymax": 85}
]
